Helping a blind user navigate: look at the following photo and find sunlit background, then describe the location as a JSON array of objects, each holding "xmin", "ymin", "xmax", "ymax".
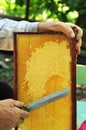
[
  {"xmin": 0, "ymin": 0, "xmax": 86, "ymax": 129},
  {"xmin": 0, "ymin": 0, "xmax": 83, "ymax": 23}
]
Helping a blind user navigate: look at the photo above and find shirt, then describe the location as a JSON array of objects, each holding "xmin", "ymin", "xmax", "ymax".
[{"xmin": 0, "ymin": 19, "xmax": 40, "ymax": 51}]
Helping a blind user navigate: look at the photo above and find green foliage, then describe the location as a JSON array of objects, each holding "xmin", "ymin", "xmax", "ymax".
[
  {"xmin": 15, "ymin": 0, "xmax": 26, "ymax": 6},
  {"xmin": 0, "ymin": 0, "xmax": 86, "ymax": 44},
  {"xmin": 0, "ymin": 0, "xmax": 86, "ymax": 84},
  {"xmin": 0, "ymin": 0, "xmax": 86, "ymax": 36},
  {"xmin": 0, "ymin": 0, "xmax": 86, "ymax": 27},
  {"xmin": 0, "ymin": 0, "xmax": 86, "ymax": 32}
]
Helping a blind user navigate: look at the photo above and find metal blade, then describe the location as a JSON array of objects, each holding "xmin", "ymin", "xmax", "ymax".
[{"xmin": 21, "ymin": 88, "xmax": 70, "ymax": 112}]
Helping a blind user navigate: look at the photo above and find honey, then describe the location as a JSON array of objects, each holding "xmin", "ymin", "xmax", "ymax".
[{"xmin": 14, "ymin": 33, "xmax": 75, "ymax": 130}]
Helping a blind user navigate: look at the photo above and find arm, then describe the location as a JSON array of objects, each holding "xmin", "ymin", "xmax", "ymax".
[
  {"xmin": 0, "ymin": 19, "xmax": 40, "ymax": 51},
  {"xmin": 0, "ymin": 19, "xmax": 83, "ymax": 53},
  {"xmin": 38, "ymin": 22, "xmax": 83, "ymax": 54},
  {"xmin": 0, "ymin": 99, "xmax": 29, "ymax": 130}
]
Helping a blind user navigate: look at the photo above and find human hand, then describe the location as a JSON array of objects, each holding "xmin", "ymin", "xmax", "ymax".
[
  {"xmin": 0, "ymin": 99, "xmax": 29, "ymax": 130},
  {"xmin": 38, "ymin": 21, "xmax": 83, "ymax": 54}
]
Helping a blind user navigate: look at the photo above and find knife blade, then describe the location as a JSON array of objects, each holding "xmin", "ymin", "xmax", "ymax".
[{"xmin": 21, "ymin": 88, "xmax": 70, "ymax": 112}]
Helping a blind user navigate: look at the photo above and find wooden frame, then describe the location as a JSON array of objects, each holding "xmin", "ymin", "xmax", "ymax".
[{"xmin": 14, "ymin": 32, "xmax": 76, "ymax": 130}]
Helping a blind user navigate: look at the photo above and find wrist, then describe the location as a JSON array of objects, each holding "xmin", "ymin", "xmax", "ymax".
[
  {"xmin": 37, "ymin": 21, "xmax": 64, "ymax": 33},
  {"xmin": 37, "ymin": 22, "xmax": 47, "ymax": 32}
]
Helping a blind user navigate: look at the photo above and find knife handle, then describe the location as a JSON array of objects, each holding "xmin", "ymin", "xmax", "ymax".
[{"xmin": 20, "ymin": 106, "xmax": 30, "ymax": 112}]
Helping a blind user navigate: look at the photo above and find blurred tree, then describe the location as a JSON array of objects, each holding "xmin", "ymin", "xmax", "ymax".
[{"xmin": 0, "ymin": 0, "xmax": 86, "ymax": 27}]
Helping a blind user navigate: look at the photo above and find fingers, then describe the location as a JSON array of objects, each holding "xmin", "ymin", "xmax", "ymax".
[
  {"xmin": 14, "ymin": 102, "xmax": 29, "ymax": 119},
  {"xmin": 64, "ymin": 23, "xmax": 83, "ymax": 54},
  {"xmin": 70, "ymin": 23, "xmax": 83, "ymax": 40},
  {"xmin": 20, "ymin": 109, "xmax": 29, "ymax": 118},
  {"xmin": 63, "ymin": 27, "xmax": 75, "ymax": 38},
  {"xmin": 19, "ymin": 110, "xmax": 29, "ymax": 123},
  {"xmin": 14, "ymin": 118, "xmax": 24, "ymax": 128},
  {"xmin": 37, "ymin": 21, "xmax": 83, "ymax": 54},
  {"xmin": 0, "ymin": 99, "xmax": 29, "ymax": 129},
  {"xmin": 73, "ymin": 26, "xmax": 83, "ymax": 53},
  {"xmin": 17, "ymin": 111, "xmax": 29, "ymax": 126},
  {"xmin": 16, "ymin": 111, "xmax": 28, "ymax": 128},
  {"xmin": 19, "ymin": 117, "xmax": 24, "ymax": 124},
  {"xmin": 55, "ymin": 22, "xmax": 83, "ymax": 54},
  {"xmin": 14, "ymin": 118, "xmax": 24, "ymax": 127},
  {"xmin": 71, "ymin": 24, "xmax": 83, "ymax": 54},
  {"xmin": 13, "ymin": 107, "xmax": 29, "ymax": 127},
  {"xmin": 75, "ymin": 27, "xmax": 83, "ymax": 41},
  {"xmin": 14, "ymin": 100, "xmax": 24, "ymax": 108},
  {"xmin": 13, "ymin": 100, "xmax": 29, "ymax": 119},
  {"xmin": 76, "ymin": 39, "xmax": 82, "ymax": 54},
  {"xmin": 13, "ymin": 100, "xmax": 29, "ymax": 123},
  {"xmin": 64, "ymin": 22, "xmax": 83, "ymax": 39}
]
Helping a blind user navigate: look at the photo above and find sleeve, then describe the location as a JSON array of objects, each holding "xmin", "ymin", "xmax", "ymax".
[{"xmin": 0, "ymin": 19, "xmax": 40, "ymax": 51}]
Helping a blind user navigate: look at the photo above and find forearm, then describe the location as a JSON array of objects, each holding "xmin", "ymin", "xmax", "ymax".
[
  {"xmin": 0, "ymin": 19, "xmax": 40, "ymax": 51},
  {"xmin": 0, "ymin": 19, "xmax": 83, "ymax": 53},
  {"xmin": 38, "ymin": 21, "xmax": 63, "ymax": 32}
]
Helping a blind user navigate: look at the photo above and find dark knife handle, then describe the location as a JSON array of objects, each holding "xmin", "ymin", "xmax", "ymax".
[{"xmin": 20, "ymin": 106, "xmax": 30, "ymax": 112}]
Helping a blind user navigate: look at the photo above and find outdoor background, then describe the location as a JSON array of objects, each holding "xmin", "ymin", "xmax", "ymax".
[
  {"xmin": 0, "ymin": 0, "xmax": 86, "ymax": 97},
  {"xmin": 0, "ymin": 1, "xmax": 86, "ymax": 124},
  {"xmin": 0, "ymin": 0, "xmax": 86, "ymax": 94},
  {"xmin": 0, "ymin": 0, "xmax": 86, "ymax": 127}
]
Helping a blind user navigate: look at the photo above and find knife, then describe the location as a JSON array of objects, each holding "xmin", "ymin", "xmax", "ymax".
[{"xmin": 21, "ymin": 88, "xmax": 70, "ymax": 112}]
